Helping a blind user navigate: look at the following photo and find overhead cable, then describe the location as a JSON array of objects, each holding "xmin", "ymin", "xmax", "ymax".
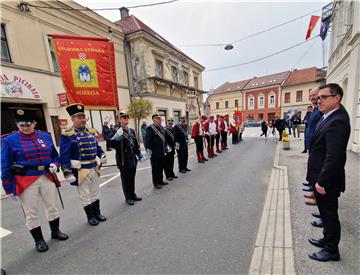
[
  {"xmin": 290, "ymin": 38, "xmax": 318, "ymax": 70},
  {"xmin": 205, "ymin": 35, "xmax": 320, "ymax": 72},
  {"xmin": 179, "ymin": 8, "xmax": 321, "ymax": 47},
  {"xmin": 26, "ymin": 0, "xmax": 178, "ymax": 11}
]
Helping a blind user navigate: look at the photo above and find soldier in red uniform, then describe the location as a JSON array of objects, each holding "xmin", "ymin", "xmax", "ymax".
[
  {"xmin": 214, "ymin": 115, "xmax": 223, "ymax": 153},
  {"xmin": 203, "ymin": 115, "xmax": 217, "ymax": 158},
  {"xmin": 1, "ymin": 108, "xmax": 68, "ymax": 253},
  {"xmin": 191, "ymin": 115, "xmax": 208, "ymax": 163}
]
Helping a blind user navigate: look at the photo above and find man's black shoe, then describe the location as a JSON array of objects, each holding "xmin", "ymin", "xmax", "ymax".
[
  {"xmin": 35, "ymin": 240, "xmax": 48, "ymax": 253},
  {"xmin": 301, "ymin": 150, "xmax": 307, "ymax": 153},
  {"xmin": 308, "ymin": 238, "xmax": 325, "ymax": 248},
  {"xmin": 172, "ymin": 175, "xmax": 178, "ymax": 179},
  {"xmin": 160, "ymin": 182, "xmax": 168, "ymax": 185},
  {"xmin": 303, "ymin": 182, "xmax": 311, "ymax": 186},
  {"xmin": 126, "ymin": 199, "xmax": 134, "ymax": 205},
  {"xmin": 179, "ymin": 170, "xmax": 187, "ymax": 173},
  {"xmin": 166, "ymin": 177, "xmax": 173, "ymax": 181},
  {"xmin": 312, "ymin": 212, "xmax": 321, "ymax": 218},
  {"xmin": 154, "ymin": 185, "xmax": 162, "ymax": 189},
  {"xmin": 51, "ymin": 231, "xmax": 69, "ymax": 241},
  {"xmin": 303, "ymin": 186, "xmax": 314, "ymax": 192},
  {"xmin": 185, "ymin": 168, "xmax": 191, "ymax": 172},
  {"xmin": 308, "ymin": 249, "xmax": 340, "ymax": 262},
  {"xmin": 132, "ymin": 195, "xmax": 142, "ymax": 201},
  {"xmin": 311, "ymin": 219, "xmax": 324, "ymax": 228}
]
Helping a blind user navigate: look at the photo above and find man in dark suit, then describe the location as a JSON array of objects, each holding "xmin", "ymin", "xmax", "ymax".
[
  {"xmin": 145, "ymin": 113, "xmax": 168, "ymax": 189},
  {"xmin": 173, "ymin": 116, "xmax": 191, "ymax": 173},
  {"xmin": 307, "ymin": 83, "xmax": 350, "ymax": 262}
]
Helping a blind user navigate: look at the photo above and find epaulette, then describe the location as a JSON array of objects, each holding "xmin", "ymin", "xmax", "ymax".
[
  {"xmin": 89, "ymin": 128, "xmax": 97, "ymax": 134},
  {"xmin": 61, "ymin": 127, "xmax": 75, "ymax": 136},
  {"xmin": 1, "ymin": 131, "xmax": 17, "ymax": 138}
]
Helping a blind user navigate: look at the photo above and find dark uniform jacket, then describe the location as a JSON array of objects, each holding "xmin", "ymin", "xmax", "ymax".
[
  {"xmin": 306, "ymin": 106, "xmax": 350, "ymax": 195},
  {"xmin": 145, "ymin": 124, "xmax": 165, "ymax": 158},
  {"xmin": 164, "ymin": 127, "xmax": 175, "ymax": 153},
  {"xmin": 109, "ymin": 127, "xmax": 140, "ymax": 169},
  {"xmin": 173, "ymin": 124, "xmax": 188, "ymax": 150}
]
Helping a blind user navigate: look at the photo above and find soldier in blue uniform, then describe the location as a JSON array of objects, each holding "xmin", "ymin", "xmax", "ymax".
[
  {"xmin": 173, "ymin": 116, "xmax": 191, "ymax": 173},
  {"xmin": 1, "ymin": 108, "xmax": 68, "ymax": 253},
  {"xmin": 145, "ymin": 113, "xmax": 169, "ymax": 189},
  {"xmin": 163, "ymin": 118, "xmax": 178, "ymax": 181},
  {"xmin": 60, "ymin": 103, "xmax": 107, "ymax": 226},
  {"xmin": 109, "ymin": 112, "xmax": 144, "ymax": 205}
]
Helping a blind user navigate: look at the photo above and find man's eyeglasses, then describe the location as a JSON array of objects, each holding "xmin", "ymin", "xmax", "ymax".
[{"xmin": 317, "ymin": 94, "xmax": 337, "ymax": 101}]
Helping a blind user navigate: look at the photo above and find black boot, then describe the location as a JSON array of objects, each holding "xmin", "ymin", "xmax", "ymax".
[
  {"xmin": 84, "ymin": 204, "xmax": 99, "ymax": 226},
  {"xmin": 49, "ymin": 218, "xmax": 69, "ymax": 240},
  {"xmin": 30, "ymin": 227, "xmax": 48, "ymax": 252},
  {"xmin": 92, "ymin": 200, "xmax": 107, "ymax": 222}
]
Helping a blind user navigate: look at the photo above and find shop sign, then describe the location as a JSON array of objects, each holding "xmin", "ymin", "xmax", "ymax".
[
  {"xmin": 58, "ymin": 119, "xmax": 68, "ymax": 127},
  {"xmin": 0, "ymin": 73, "xmax": 41, "ymax": 100},
  {"xmin": 57, "ymin": 93, "xmax": 68, "ymax": 106}
]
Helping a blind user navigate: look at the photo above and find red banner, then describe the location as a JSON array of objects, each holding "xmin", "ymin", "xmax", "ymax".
[
  {"xmin": 51, "ymin": 34, "xmax": 118, "ymax": 108},
  {"xmin": 233, "ymin": 111, "xmax": 242, "ymax": 126}
]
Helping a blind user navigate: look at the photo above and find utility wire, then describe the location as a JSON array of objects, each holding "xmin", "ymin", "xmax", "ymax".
[
  {"xmin": 290, "ymin": 38, "xmax": 318, "ymax": 70},
  {"xmin": 179, "ymin": 8, "xmax": 321, "ymax": 47},
  {"xmin": 205, "ymin": 35, "xmax": 320, "ymax": 72},
  {"xmin": 26, "ymin": 0, "xmax": 178, "ymax": 11}
]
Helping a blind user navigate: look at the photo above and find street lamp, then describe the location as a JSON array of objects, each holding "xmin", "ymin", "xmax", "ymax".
[{"xmin": 224, "ymin": 44, "xmax": 234, "ymax": 50}]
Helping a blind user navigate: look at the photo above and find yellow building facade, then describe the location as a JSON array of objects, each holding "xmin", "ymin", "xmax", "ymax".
[{"xmin": 1, "ymin": 0, "xmax": 130, "ymax": 144}]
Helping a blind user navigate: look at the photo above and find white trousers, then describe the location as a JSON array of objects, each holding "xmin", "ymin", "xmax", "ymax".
[
  {"xmin": 18, "ymin": 175, "xmax": 60, "ymax": 230},
  {"xmin": 77, "ymin": 169, "xmax": 100, "ymax": 207}
]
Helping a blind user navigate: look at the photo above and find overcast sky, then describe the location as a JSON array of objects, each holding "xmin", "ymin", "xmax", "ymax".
[{"xmin": 74, "ymin": 0, "xmax": 330, "ymax": 91}]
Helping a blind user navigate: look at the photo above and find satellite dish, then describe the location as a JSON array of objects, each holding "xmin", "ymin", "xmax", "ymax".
[{"xmin": 224, "ymin": 44, "xmax": 234, "ymax": 50}]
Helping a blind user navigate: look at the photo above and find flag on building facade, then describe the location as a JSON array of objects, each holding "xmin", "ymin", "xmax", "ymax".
[
  {"xmin": 51, "ymin": 34, "xmax": 118, "ymax": 108},
  {"xmin": 305, "ymin": 15, "xmax": 320, "ymax": 40},
  {"xmin": 320, "ymin": 18, "xmax": 330, "ymax": 41}
]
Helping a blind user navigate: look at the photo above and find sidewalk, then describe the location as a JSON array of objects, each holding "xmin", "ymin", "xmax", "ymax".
[
  {"xmin": 279, "ymin": 137, "xmax": 359, "ymax": 274},
  {"xmin": 248, "ymin": 136, "xmax": 359, "ymax": 274}
]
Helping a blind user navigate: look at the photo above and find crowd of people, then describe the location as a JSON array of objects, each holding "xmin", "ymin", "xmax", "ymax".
[{"xmin": 1, "ymin": 83, "xmax": 351, "ymax": 264}]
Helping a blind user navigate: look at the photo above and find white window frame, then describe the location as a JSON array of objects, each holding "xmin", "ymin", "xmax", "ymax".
[
  {"xmin": 268, "ymin": 92, "xmax": 275, "ymax": 107},
  {"xmin": 248, "ymin": 96, "xmax": 254, "ymax": 109},
  {"xmin": 258, "ymin": 94, "xmax": 265, "ymax": 109}
]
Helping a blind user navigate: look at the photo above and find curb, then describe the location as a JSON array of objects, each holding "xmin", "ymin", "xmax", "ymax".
[{"xmin": 248, "ymin": 143, "xmax": 295, "ymax": 275}]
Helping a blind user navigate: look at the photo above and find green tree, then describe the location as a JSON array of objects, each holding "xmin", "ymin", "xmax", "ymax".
[{"xmin": 127, "ymin": 98, "xmax": 153, "ymax": 141}]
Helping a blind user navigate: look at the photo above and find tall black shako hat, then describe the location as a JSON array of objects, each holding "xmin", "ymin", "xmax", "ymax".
[
  {"xmin": 9, "ymin": 107, "xmax": 42, "ymax": 125},
  {"xmin": 66, "ymin": 103, "xmax": 85, "ymax": 117}
]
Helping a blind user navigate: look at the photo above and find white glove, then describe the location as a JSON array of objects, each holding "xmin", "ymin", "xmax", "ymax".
[
  {"xmin": 70, "ymin": 160, "xmax": 81, "ymax": 169},
  {"xmin": 116, "ymin": 128, "xmax": 124, "ymax": 136},
  {"xmin": 175, "ymin": 142, "xmax": 180, "ymax": 150},
  {"xmin": 95, "ymin": 156, "xmax": 101, "ymax": 165},
  {"xmin": 49, "ymin": 163, "xmax": 58, "ymax": 173},
  {"xmin": 66, "ymin": 174, "xmax": 77, "ymax": 183},
  {"xmin": 101, "ymin": 154, "xmax": 107, "ymax": 164},
  {"xmin": 112, "ymin": 128, "xmax": 124, "ymax": 141}
]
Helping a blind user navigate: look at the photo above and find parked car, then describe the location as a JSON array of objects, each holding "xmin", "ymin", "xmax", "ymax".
[{"xmin": 244, "ymin": 120, "xmax": 261, "ymax": 127}]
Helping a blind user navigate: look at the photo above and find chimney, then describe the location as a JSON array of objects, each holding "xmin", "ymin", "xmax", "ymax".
[{"xmin": 120, "ymin": 7, "xmax": 129, "ymax": 19}]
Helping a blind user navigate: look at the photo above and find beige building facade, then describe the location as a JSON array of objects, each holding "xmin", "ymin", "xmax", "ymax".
[
  {"xmin": 1, "ymin": 0, "xmax": 130, "ymax": 145},
  {"xmin": 116, "ymin": 8, "xmax": 205, "ymax": 129},
  {"xmin": 326, "ymin": 0, "xmax": 360, "ymax": 153}
]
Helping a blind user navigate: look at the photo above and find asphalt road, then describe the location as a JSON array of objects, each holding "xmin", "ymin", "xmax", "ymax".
[{"xmin": 1, "ymin": 130, "xmax": 277, "ymax": 274}]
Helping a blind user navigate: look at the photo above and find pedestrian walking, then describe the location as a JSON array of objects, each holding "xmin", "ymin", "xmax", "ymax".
[
  {"xmin": 60, "ymin": 103, "xmax": 107, "ymax": 226},
  {"xmin": 174, "ymin": 116, "xmax": 191, "ymax": 173},
  {"xmin": 306, "ymin": 83, "xmax": 351, "ymax": 262},
  {"xmin": 1, "ymin": 107, "xmax": 68, "ymax": 252},
  {"xmin": 163, "ymin": 118, "xmax": 178, "ymax": 180},
  {"xmin": 274, "ymin": 116, "xmax": 286, "ymax": 141},
  {"xmin": 102, "ymin": 121, "xmax": 112, "ymax": 151},
  {"xmin": 141, "ymin": 121, "xmax": 147, "ymax": 148},
  {"xmin": 291, "ymin": 110, "xmax": 302, "ymax": 139},
  {"xmin": 260, "ymin": 120, "xmax": 268, "ymax": 137},
  {"xmin": 191, "ymin": 115, "xmax": 207, "ymax": 163},
  {"xmin": 109, "ymin": 112, "xmax": 143, "ymax": 205},
  {"xmin": 145, "ymin": 113, "xmax": 168, "ymax": 189}
]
